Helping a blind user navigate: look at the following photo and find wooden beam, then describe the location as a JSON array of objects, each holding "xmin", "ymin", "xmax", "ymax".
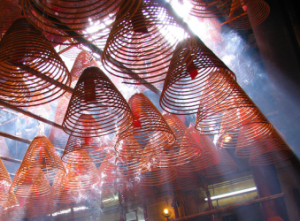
[{"xmin": 172, "ymin": 193, "xmax": 285, "ymax": 221}]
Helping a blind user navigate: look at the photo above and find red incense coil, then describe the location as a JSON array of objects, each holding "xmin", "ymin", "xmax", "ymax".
[
  {"xmin": 218, "ymin": 122, "xmax": 274, "ymax": 158},
  {"xmin": 161, "ymin": 113, "xmax": 202, "ymax": 167},
  {"xmin": 228, "ymin": 0, "xmax": 270, "ymax": 30},
  {"xmin": 10, "ymin": 135, "xmax": 65, "ymax": 197},
  {"xmin": 198, "ymin": 149, "xmax": 237, "ymax": 177},
  {"xmin": 22, "ymin": 0, "xmax": 132, "ymax": 45},
  {"xmin": 23, "ymin": 172, "xmax": 55, "ymax": 219},
  {"xmin": 0, "ymin": 159, "xmax": 12, "ymax": 210},
  {"xmin": 0, "ymin": 0, "xmax": 22, "ymax": 38},
  {"xmin": 249, "ymin": 129, "xmax": 294, "ymax": 166},
  {"xmin": 0, "ymin": 18, "xmax": 71, "ymax": 107},
  {"xmin": 196, "ymin": 79, "xmax": 265, "ymax": 135},
  {"xmin": 116, "ymin": 93, "xmax": 175, "ymax": 158},
  {"xmin": 160, "ymin": 39, "xmax": 236, "ymax": 115},
  {"xmin": 63, "ymin": 67, "xmax": 133, "ymax": 137},
  {"xmin": 189, "ymin": 0, "xmax": 232, "ymax": 18},
  {"xmin": 102, "ymin": 0, "xmax": 197, "ymax": 84},
  {"xmin": 70, "ymin": 50, "xmax": 99, "ymax": 88},
  {"xmin": 62, "ymin": 135, "xmax": 112, "ymax": 165}
]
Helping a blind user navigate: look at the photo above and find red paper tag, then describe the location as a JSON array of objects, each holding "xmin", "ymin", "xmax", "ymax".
[{"xmin": 186, "ymin": 57, "xmax": 198, "ymax": 80}]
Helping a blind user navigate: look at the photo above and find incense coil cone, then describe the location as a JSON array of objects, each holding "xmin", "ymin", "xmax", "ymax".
[
  {"xmin": 62, "ymin": 135, "xmax": 112, "ymax": 165},
  {"xmin": 0, "ymin": 18, "xmax": 71, "ymax": 107},
  {"xmin": 0, "ymin": 1, "xmax": 22, "ymax": 38},
  {"xmin": 102, "ymin": 0, "xmax": 197, "ymax": 84},
  {"xmin": 1, "ymin": 192, "xmax": 21, "ymax": 220},
  {"xmin": 161, "ymin": 39, "xmax": 236, "ymax": 115},
  {"xmin": 116, "ymin": 93, "xmax": 175, "ymax": 158},
  {"xmin": 198, "ymin": 149, "xmax": 237, "ymax": 177},
  {"xmin": 23, "ymin": 173, "xmax": 55, "ymax": 219},
  {"xmin": 63, "ymin": 67, "xmax": 133, "ymax": 137},
  {"xmin": 162, "ymin": 113, "xmax": 202, "ymax": 167},
  {"xmin": 10, "ymin": 135, "xmax": 65, "ymax": 196},
  {"xmin": 218, "ymin": 122, "xmax": 274, "ymax": 158},
  {"xmin": 189, "ymin": 0, "xmax": 232, "ymax": 18},
  {"xmin": 228, "ymin": 0, "xmax": 270, "ymax": 30},
  {"xmin": 115, "ymin": 135, "xmax": 143, "ymax": 160},
  {"xmin": 184, "ymin": 123, "xmax": 220, "ymax": 172},
  {"xmin": 196, "ymin": 80, "xmax": 265, "ymax": 135},
  {"xmin": 22, "ymin": 0, "xmax": 129, "ymax": 45},
  {"xmin": 249, "ymin": 130, "xmax": 294, "ymax": 166},
  {"xmin": 70, "ymin": 50, "xmax": 99, "ymax": 88},
  {"xmin": 0, "ymin": 159, "xmax": 12, "ymax": 210}
]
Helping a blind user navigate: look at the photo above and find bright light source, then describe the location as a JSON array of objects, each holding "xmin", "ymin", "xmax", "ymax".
[
  {"xmin": 204, "ymin": 187, "xmax": 257, "ymax": 201},
  {"xmin": 224, "ymin": 135, "xmax": 232, "ymax": 142},
  {"xmin": 163, "ymin": 209, "xmax": 169, "ymax": 215}
]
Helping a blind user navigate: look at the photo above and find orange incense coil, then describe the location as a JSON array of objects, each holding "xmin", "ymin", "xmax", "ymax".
[
  {"xmin": 0, "ymin": 1, "xmax": 22, "ymax": 38},
  {"xmin": 10, "ymin": 136, "xmax": 65, "ymax": 197},
  {"xmin": 160, "ymin": 39, "xmax": 236, "ymax": 115},
  {"xmin": 63, "ymin": 67, "xmax": 133, "ymax": 137},
  {"xmin": 102, "ymin": 0, "xmax": 197, "ymax": 84},
  {"xmin": 116, "ymin": 93, "xmax": 175, "ymax": 158},
  {"xmin": 198, "ymin": 149, "xmax": 237, "ymax": 177},
  {"xmin": 196, "ymin": 80, "xmax": 265, "ymax": 135},
  {"xmin": 189, "ymin": 0, "xmax": 232, "ymax": 18},
  {"xmin": 1, "ymin": 192, "xmax": 21, "ymax": 220},
  {"xmin": 115, "ymin": 135, "xmax": 143, "ymax": 160},
  {"xmin": 228, "ymin": 0, "xmax": 270, "ymax": 30},
  {"xmin": 161, "ymin": 113, "xmax": 202, "ymax": 167},
  {"xmin": 249, "ymin": 129, "xmax": 294, "ymax": 166},
  {"xmin": 218, "ymin": 122, "xmax": 274, "ymax": 158},
  {"xmin": 22, "ymin": 0, "xmax": 136, "ymax": 45},
  {"xmin": 0, "ymin": 18, "xmax": 71, "ymax": 107},
  {"xmin": 23, "ymin": 172, "xmax": 55, "ymax": 219},
  {"xmin": 0, "ymin": 159, "xmax": 13, "ymax": 210},
  {"xmin": 70, "ymin": 50, "xmax": 99, "ymax": 88},
  {"xmin": 184, "ymin": 123, "xmax": 220, "ymax": 172},
  {"xmin": 62, "ymin": 135, "xmax": 112, "ymax": 165}
]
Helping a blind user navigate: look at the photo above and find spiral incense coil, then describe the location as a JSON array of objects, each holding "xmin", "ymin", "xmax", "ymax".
[
  {"xmin": 181, "ymin": 123, "xmax": 220, "ymax": 172},
  {"xmin": 63, "ymin": 67, "xmax": 133, "ymax": 137},
  {"xmin": 228, "ymin": 0, "xmax": 270, "ymax": 30},
  {"xmin": 0, "ymin": 1, "xmax": 22, "ymax": 38},
  {"xmin": 10, "ymin": 136, "xmax": 65, "ymax": 196},
  {"xmin": 249, "ymin": 129, "xmax": 294, "ymax": 166},
  {"xmin": 116, "ymin": 93, "xmax": 175, "ymax": 158},
  {"xmin": 23, "ymin": 173, "xmax": 55, "ymax": 219},
  {"xmin": 62, "ymin": 135, "xmax": 112, "ymax": 165},
  {"xmin": 0, "ymin": 159, "xmax": 12, "ymax": 209},
  {"xmin": 115, "ymin": 135, "xmax": 143, "ymax": 160},
  {"xmin": 102, "ymin": 0, "xmax": 197, "ymax": 84},
  {"xmin": 70, "ymin": 50, "xmax": 99, "ymax": 88},
  {"xmin": 160, "ymin": 39, "xmax": 236, "ymax": 115},
  {"xmin": 161, "ymin": 113, "xmax": 202, "ymax": 167},
  {"xmin": 22, "ymin": 0, "xmax": 137, "ymax": 45},
  {"xmin": 0, "ymin": 192, "xmax": 21, "ymax": 221},
  {"xmin": 196, "ymin": 80, "xmax": 265, "ymax": 135},
  {"xmin": 0, "ymin": 18, "xmax": 71, "ymax": 107},
  {"xmin": 188, "ymin": 0, "xmax": 232, "ymax": 18},
  {"xmin": 198, "ymin": 149, "xmax": 237, "ymax": 177},
  {"xmin": 218, "ymin": 122, "xmax": 274, "ymax": 158}
]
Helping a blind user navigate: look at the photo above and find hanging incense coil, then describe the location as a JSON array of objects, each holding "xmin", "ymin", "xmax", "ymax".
[
  {"xmin": 160, "ymin": 113, "xmax": 202, "ymax": 167},
  {"xmin": 198, "ymin": 149, "xmax": 237, "ymax": 177},
  {"xmin": 63, "ymin": 67, "xmax": 133, "ymax": 137},
  {"xmin": 0, "ymin": 18, "xmax": 71, "ymax": 107},
  {"xmin": 102, "ymin": 0, "xmax": 197, "ymax": 84},
  {"xmin": 160, "ymin": 39, "xmax": 236, "ymax": 115},
  {"xmin": 22, "ymin": 0, "xmax": 138, "ymax": 45},
  {"xmin": 249, "ymin": 129, "xmax": 294, "ymax": 166},
  {"xmin": 218, "ymin": 122, "xmax": 274, "ymax": 158},
  {"xmin": 62, "ymin": 135, "xmax": 112, "ymax": 165},
  {"xmin": 70, "ymin": 50, "xmax": 99, "ymax": 88},
  {"xmin": 10, "ymin": 135, "xmax": 65, "ymax": 197},
  {"xmin": 188, "ymin": 0, "xmax": 232, "ymax": 18},
  {"xmin": 0, "ymin": 159, "xmax": 13, "ymax": 210},
  {"xmin": 116, "ymin": 93, "xmax": 175, "ymax": 158},
  {"xmin": 1, "ymin": 192, "xmax": 21, "ymax": 220},
  {"xmin": 0, "ymin": 0, "xmax": 22, "ymax": 38},
  {"xmin": 23, "ymin": 172, "xmax": 55, "ymax": 219},
  {"xmin": 228, "ymin": 0, "xmax": 270, "ymax": 30},
  {"xmin": 196, "ymin": 78, "xmax": 266, "ymax": 134}
]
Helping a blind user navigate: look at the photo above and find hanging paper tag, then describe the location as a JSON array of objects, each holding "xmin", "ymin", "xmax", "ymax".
[
  {"xmin": 186, "ymin": 56, "xmax": 198, "ymax": 80},
  {"xmin": 133, "ymin": 115, "xmax": 142, "ymax": 128}
]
